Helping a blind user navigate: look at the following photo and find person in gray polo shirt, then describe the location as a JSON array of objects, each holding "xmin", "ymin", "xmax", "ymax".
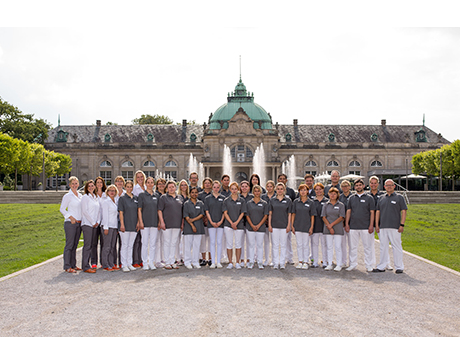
[
  {"xmin": 321, "ymin": 187, "xmax": 346, "ymax": 271},
  {"xmin": 374, "ymin": 179, "xmax": 407, "ymax": 274},
  {"xmin": 205, "ymin": 180, "xmax": 226, "ymax": 268},
  {"xmin": 345, "ymin": 178, "xmax": 376, "ymax": 272},
  {"xmin": 158, "ymin": 181, "xmax": 184, "ymax": 270},
  {"xmin": 183, "ymin": 187, "xmax": 205, "ymax": 269}
]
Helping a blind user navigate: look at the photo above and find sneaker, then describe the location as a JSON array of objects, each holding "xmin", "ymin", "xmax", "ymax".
[
  {"xmin": 210, "ymin": 264, "xmax": 216, "ymax": 269},
  {"xmin": 334, "ymin": 265, "xmax": 342, "ymax": 272},
  {"xmin": 296, "ymin": 263, "xmax": 303, "ymax": 269},
  {"xmin": 287, "ymin": 260, "xmax": 295, "ymax": 265},
  {"xmin": 155, "ymin": 262, "xmax": 165, "ymax": 268},
  {"xmin": 185, "ymin": 264, "xmax": 193, "ymax": 270},
  {"xmin": 367, "ymin": 267, "xmax": 374, "ymax": 272},
  {"xmin": 216, "ymin": 263, "xmax": 223, "ymax": 269},
  {"xmin": 324, "ymin": 265, "xmax": 333, "ymax": 271},
  {"xmin": 149, "ymin": 264, "xmax": 157, "ymax": 270},
  {"xmin": 199, "ymin": 259, "xmax": 206, "ymax": 266},
  {"xmin": 122, "ymin": 266, "xmax": 130, "ymax": 272},
  {"xmin": 386, "ymin": 265, "xmax": 393, "ymax": 271},
  {"xmin": 280, "ymin": 264, "xmax": 286, "ymax": 269},
  {"xmin": 302, "ymin": 263, "xmax": 309, "ymax": 270},
  {"xmin": 142, "ymin": 265, "xmax": 149, "ymax": 271},
  {"xmin": 193, "ymin": 264, "xmax": 201, "ymax": 269},
  {"xmin": 207, "ymin": 260, "xmax": 213, "ymax": 266},
  {"xmin": 346, "ymin": 265, "xmax": 358, "ymax": 271},
  {"xmin": 128, "ymin": 265, "xmax": 136, "ymax": 271},
  {"xmin": 269, "ymin": 262, "xmax": 274, "ymax": 267},
  {"xmin": 274, "ymin": 265, "xmax": 279, "ymax": 270},
  {"xmin": 259, "ymin": 264, "xmax": 264, "ymax": 270},
  {"xmin": 227, "ymin": 263, "xmax": 234, "ymax": 269},
  {"xmin": 311, "ymin": 264, "xmax": 319, "ymax": 268},
  {"xmin": 235, "ymin": 263, "xmax": 242, "ymax": 269},
  {"xmin": 172, "ymin": 264, "xmax": 179, "ymax": 269},
  {"xmin": 248, "ymin": 262, "xmax": 254, "ymax": 269}
]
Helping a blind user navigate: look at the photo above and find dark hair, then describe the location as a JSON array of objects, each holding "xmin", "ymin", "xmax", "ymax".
[
  {"xmin": 249, "ymin": 174, "xmax": 261, "ymax": 191},
  {"xmin": 354, "ymin": 178, "xmax": 365, "ymax": 186},
  {"xmin": 278, "ymin": 173, "xmax": 287, "ymax": 180},
  {"xmin": 221, "ymin": 174, "xmax": 230, "ymax": 181},
  {"xmin": 190, "ymin": 186, "xmax": 199, "ymax": 194},
  {"xmin": 304, "ymin": 173, "xmax": 314, "ymax": 180},
  {"xmin": 84, "ymin": 180, "xmax": 95, "ymax": 195},
  {"xmin": 95, "ymin": 176, "xmax": 107, "ymax": 192}
]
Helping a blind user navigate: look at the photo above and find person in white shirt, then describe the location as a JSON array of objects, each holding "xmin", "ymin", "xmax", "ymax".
[
  {"xmin": 81, "ymin": 180, "xmax": 101, "ymax": 273},
  {"xmin": 101, "ymin": 184, "xmax": 120, "ymax": 271},
  {"xmin": 91, "ymin": 176, "xmax": 107, "ymax": 269},
  {"xmin": 59, "ymin": 176, "xmax": 83, "ymax": 273},
  {"xmin": 112, "ymin": 175, "xmax": 125, "ymax": 269}
]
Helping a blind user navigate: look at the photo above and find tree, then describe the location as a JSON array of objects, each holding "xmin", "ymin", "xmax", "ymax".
[
  {"xmin": 0, "ymin": 132, "xmax": 19, "ymax": 178},
  {"xmin": 132, "ymin": 114, "xmax": 174, "ymax": 125},
  {"xmin": 0, "ymin": 97, "xmax": 52, "ymax": 144}
]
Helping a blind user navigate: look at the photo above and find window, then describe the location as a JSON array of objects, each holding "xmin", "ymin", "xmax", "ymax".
[
  {"xmin": 164, "ymin": 171, "xmax": 177, "ymax": 181},
  {"xmin": 122, "ymin": 161, "xmax": 134, "ymax": 167},
  {"xmin": 348, "ymin": 171, "xmax": 361, "ymax": 175},
  {"xmin": 371, "ymin": 160, "xmax": 383, "ymax": 167},
  {"xmin": 327, "ymin": 160, "xmax": 339, "ymax": 167},
  {"xmin": 349, "ymin": 160, "xmax": 361, "ymax": 167},
  {"xmin": 305, "ymin": 170, "xmax": 317, "ymax": 177},
  {"xmin": 305, "ymin": 161, "xmax": 317, "ymax": 167},
  {"xmin": 143, "ymin": 160, "xmax": 156, "ymax": 178},
  {"xmin": 143, "ymin": 161, "xmax": 155, "ymax": 167},
  {"xmin": 165, "ymin": 160, "xmax": 177, "ymax": 167},
  {"xmin": 231, "ymin": 145, "xmax": 253, "ymax": 162},
  {"xmin": 100, "ymin": 171, "xmax": 112, "ymax": 185},
  {"xmin": 121, "ymin": 171, "xmax": 134, "ymax": 180},
  {"xmin": 100, "ymin": 160, "xmax": 112, "ymax": 167}
]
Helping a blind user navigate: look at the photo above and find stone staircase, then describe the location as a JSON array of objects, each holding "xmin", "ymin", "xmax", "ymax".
[
  {"xmin": 405, "ymin": 191, "xmax": 460, "ymax": 204},
  {"xmin": 0, "ymin": 191, "xmax": 68, "ymax": 204}
]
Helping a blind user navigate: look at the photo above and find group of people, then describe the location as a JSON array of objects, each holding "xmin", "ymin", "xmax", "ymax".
[{"xmin": 59, "ymin": 169, "xmax": 408, "ymax": 275}]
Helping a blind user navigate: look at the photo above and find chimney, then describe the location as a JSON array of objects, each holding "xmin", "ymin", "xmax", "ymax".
[
  {"xmin": 381, "ymin": 119, "xmax": 386, "ymax": 126},
  {"xmin": 293, "ymin": 119, "xmax": 298, "ymax": 127},
  {"xmin": 96, "ymin": 120, "xmax": 101, "ymax": 126},
  {"xmin": 181, "ymin": 119, "xmax": 187, "ymax": 142}
]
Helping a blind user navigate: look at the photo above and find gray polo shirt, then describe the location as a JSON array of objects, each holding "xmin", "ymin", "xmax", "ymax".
[
  {"xmin": 245, "ymin": 199, "xmax": 269, "ymax": 232},
  {"xmin": 376, "ymin": 192, "xmax": 408, "ymax": 229},
  {"xmin": 324, "ymin": 183, "xmax": 343, "ymax": 196},
  {"xmin": 222, "ymin": 196, "xmax": 247, "ymax": 230},
  {"xmin": 182, "ymin": 199, "xmax": 205, "ymax": 235},
  {"xmin": 321, "ymin": 200, "xmax": 346, "ymax": 235},
  {"xmin": 198, "ymin": 190, "xmax": 211, "ymax": 202},
  {"xmin": 117, "ymin": 194, "xmax": 139, "ymax": 232},
  {"xmin": 347, "ymin": 193, "xmax": 375, "ymax": 230},
  {"xmin": 292, "ymin": 197, "xmax": 317, "ymax": 233},
  {"xmin": 368, "ymin": 190, "xmax": 385, "ymax": 227},
  {"xmin": 313, "ymin": 196, "xmax": 329, "ymax": 233},
  {"xmin": 269, "ymin": 196, "xmax": 292, "ymax": 229},
  {"xmin": 219, "ymin": 187, "xmax": 231, "ymax": 198},
  {"xmin": 339, "ymin": 192, "xmax": 352, "ymax": 211},
  {"xmin": 137, "ymin": 191, "xmax": 159, "ymax": 228},
  {"xmin": 158, "ymin": 193, "xmax": 184, "ymax": 229},
  {"xmin": 204, "ymin": 193, "xmax": 225, "ymax": 227}
]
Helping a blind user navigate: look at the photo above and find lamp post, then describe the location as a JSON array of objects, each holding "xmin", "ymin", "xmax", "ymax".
[{"xmin": 439, "ymin": 152, "xmax": 443, "ymax": 192}]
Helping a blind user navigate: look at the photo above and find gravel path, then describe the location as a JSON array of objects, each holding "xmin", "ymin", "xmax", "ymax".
[{"xmin": 1, "ymin": 238, "xmax": 459, "ymax": 337}]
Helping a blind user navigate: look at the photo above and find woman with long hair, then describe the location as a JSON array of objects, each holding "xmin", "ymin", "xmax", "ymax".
[
  {"xmin": 205, "ymin": 180, "xmax": 225, "ymax": 268},
  {"xmin": 154, "ymin": 178, "xmax": 166, "ymax": 267},
  {"xmin": 81, "ymin": 180, "xmax": 101, "ymax": 273},
  {"xmin": 100, "ymin": 184, "xmax": 120, "ymax": 271},
  {"xmin": 91, "ymin": 176, "xmax": 107, "ymax": 268},
  {"xmin": 245, "ymin": 185, "xmax": 268, "ymax": 269},
  {"xmin": 177, "ymin": 179, "xmax": 190, "ymax": 264},
  {"xmin": 249, "ymin": 173, "xmax": 266, "ymax": 194}
]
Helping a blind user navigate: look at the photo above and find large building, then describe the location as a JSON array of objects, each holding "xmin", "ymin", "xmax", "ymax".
[{"xmin": 44, "ymin": 77, "xmax": 449, "ymax": 190}]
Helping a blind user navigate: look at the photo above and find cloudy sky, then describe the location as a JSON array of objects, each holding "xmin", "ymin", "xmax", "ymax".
[{"xmin": 1, "ymin": 2, "xmax": 460, "ymax": 142}]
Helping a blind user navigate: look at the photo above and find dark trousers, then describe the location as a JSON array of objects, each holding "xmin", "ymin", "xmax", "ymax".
[
  {"xmin": 90, "ymin": 226, "xmax": 103, "ymax": 266},
  {"xmin": 63, "ymin": 221, "xmax": 81, "ymax": 270},
  {"xmin": 82, "ymin": 225, "xmax": 98, "ymax": 271},
  {"xmin": 132, "ymin": 231, "xmax": 142, "ymax": 265},
  {"xmin": 101, "ymin": 228, "xmax": 118, "ymax": 269}
]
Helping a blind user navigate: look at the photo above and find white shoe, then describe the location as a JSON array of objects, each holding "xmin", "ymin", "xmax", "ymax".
[
  {"xmin": 274, "ymin": 265, "xmax": 279, "ymax": 270},
  {"xmin": 128, "ymin": 265, "xmax": 136, "ymax": 271},
  {"xmin": 269, "ymin": 262, "xmax": 274, "ymax": 267},
  {"xmin": 142, "ymin": 265, "xmax": 149, "ymax": 271},
  {"xmin": 280, "ymin": 264, "xmax": 286, "ymax": 269},
  {"xmin": 302, "ymin": 263, "xmax": 309, "ymax": 270},
  {"xmin": 235, "ymin": 263, "xmax": 242, "ymax": 269},
  {"xmin": 227, "ymin": 263, "xmax": 233, "ymax": 269},
  {"xmin": 259, "ymin": 264, "xmax": 264, "ymax": 270},
  {"xmin": 334, "ymin": 265, "xmax": 342, "ymax": 272},
  {"xmin": 122, "ymin": 266, "xmax": 130, "ymax": 272},
  {"xmin": 185, "ymin": 264, "xmax": 193, "ymax": 270},
  {"xmin": 367, "ymin": 267, "xmax": 374, "ymax": 272},
  {"xmin": 324, "ymin": 265, "xmax": 333, "ymax": 271},
  {"xmin": 296, "ymin": 263, "xmax": 303, "ymax": 269},
  {"xmin": 216, "ymin": 263, "xmax": 223, "ymax": 268},
  {"xmin": 248, "ymin": 262, "xmax": 254, "ymax": 269},
  {"xmin": 155, "ymin": 262, "xmax": 165, "ymax": 268},
  {"xmin": 193, "ymin": 264, "xmax": 201, "ymax": 269},
  {"xmin": 346, "ymin": 265, "xmax": 358, "ymax": 271},
  {"xmin": 264, "ymin": 261, "xmax": 269, "ymax": 266},
  {"xmin": 149, "ymin": 264, "xmax": 157, "ymax": 270},
  {"xmin": 386, "ymin": 265, "xmax": 393, "ymax": 271},
  {"xmin": 210, "ymin": 263, "xmax": 216, "ymax": 269}
]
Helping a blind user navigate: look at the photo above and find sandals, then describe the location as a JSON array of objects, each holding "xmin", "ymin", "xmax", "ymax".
[
  {"xmin": 164, "ymin": 264, "xmax": 173, "ymax": 270},
  {"xmin": 65, "ymin": 268, "xmax": 76, "ymax": 273}
]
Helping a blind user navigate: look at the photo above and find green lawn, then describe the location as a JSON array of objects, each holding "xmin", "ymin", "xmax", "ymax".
[
  {"xmin": 0, "ymin": 204, "xmax": 80, "ymax": 278},
  {"xmin": 403, "ymin": 204, "xmax": 460, "ymax": 272},
  {"xmin": 0, "ymin": 204, "xmax": 459, "ymax": 278}
]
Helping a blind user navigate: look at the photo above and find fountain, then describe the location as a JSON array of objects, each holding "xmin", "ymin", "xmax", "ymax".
[
  {"xmin": 252, "ymin": 143, "xmax": 266, "ymax": 187},
  {"xmin": 223, "ymin": 145, "xmax": 233, "ymax": 182},
  {"xmin": 282, "ymin": 155, "xmax": 297, "ymax": 190},
  {"xmin": 188, "ymin": 153, "xmax": 205, "ymax": 185}
]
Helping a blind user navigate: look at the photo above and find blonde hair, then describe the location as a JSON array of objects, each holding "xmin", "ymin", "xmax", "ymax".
[
  {"xmin": 134, "ymin": 170, "xmax": 146, "ymax": 185},
  {"xmin": 69, "ymin": 176, "xmax": 79, "ymax": 184},
  {"xmin": 340, "ymin": 180, "xmax": 351, "ymax": 187},
  {"xmin": 178, "ymin": 179, "xmax": 189, "ymax": 197},
  {"xmin": 252, "ymin": 185, "xmax": 262, "ymax": 194}
]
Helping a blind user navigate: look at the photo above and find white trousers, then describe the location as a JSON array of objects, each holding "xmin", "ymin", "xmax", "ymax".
[
  {"xmin": 176, "ymin": 234, "xmax": 184, "ymax": 261},
  {"xmin": 341, "ymin": 231, "xmax": 350, "ymax": 266},
  {"xmin": 349, "ymin": 229, "xmax": 376, "ymax": 269},
  {"xmin": 325, "ymin": 234, "xmax": 343, "ymax": 267},
  {"xmin": 263, "ymin": 230, "xmax": 271, "ymax": 265},
  {"xmin": 240, "ymin": 229, "xmax": 247, "ymax": 262},
  {"xmin": 286, "ymin": 231, "xmax": 293, "ymax": 262},
  {"xmin": 200, "ymin": 227, "xmax": 209, "ymax": 254},
  {"xmin": 295, "ymin": 231, "xmax": 311, "ymax": 263},
  {"xmin": 377, "ymin": 228, "xmax": 404, "ymax": 270},
  {"xmin": 224, "ymin": 227, "xmax": 244, "ymax": 250},
  {"xmin": 140, "ymin": 227, "xmax": 158, "ymax": 266},
  {"xmin": 163, "ymin": 228, "xmax": 181, "ymax": 265},
  {"xmin": 155, "ymin": 229, "xmax": 164, "ymax": 263},
  {"xmin": 184, "ymin": 234, "xmax": 202, "ymax": 266},
  {"xmin": 208, "ymin": 227, "xmax": 224, "ymax": 264},
  {"xmin": 246, "ymin": 231, "xmax": 265, "ymax": 264},
  {"xmin": 271, "ymin": 228, "xmax": 288, "ymax": 267},
  {"xmin": 120, "ymin": 231, "xmax": 137, "ymax": 268},
  {"xmin": 311, "ymin": 233, "xmax": 327, "ymax": 266}
]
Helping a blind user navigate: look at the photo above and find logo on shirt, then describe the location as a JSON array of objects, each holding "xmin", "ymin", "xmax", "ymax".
[
  {"xmin": 391, "ymin": 200, "xmax": 397, "ymax": 204},
  {"xmin": 360, "ymin": 200, "xmax": 366, "ymax": 203},
  {"xmin": 236, "ymin": 202, "xmax": 241, "ymax": 205}
]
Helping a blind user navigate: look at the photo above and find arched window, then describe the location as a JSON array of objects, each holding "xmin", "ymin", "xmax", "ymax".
[
  {"xmin": 349, "ymin": 160, "xmax": 361, "ymax": 175},
  {"xmin": 121, "ymin": 160, "xmax": 134, "ymax": 180},
  {"xmin": 100, "ymin": 160, "xmax": 112, "ymax": 167},
  {"xmin": 165, "ymin": 160, "xmax": 178, "ymax": 181},
  {"xmin": 349, "ymin": 160, "xmax": 361, "ymax": 167},
  {"xmin": 327, "ymin": 160, "xmax": 339, "ymax": 167},
  {"xmin": 143, "ymin": 161, "xmax": 155, "ymax": 167},
  {"xmin": 305, "ymin": 160, "xmax": 318, "ymax": 177},
  {"xmin": 231, "ymin": 145, "xmax": 253, "ymax": 162},
  {"xmin": 121, "ymin": 161, "xmax": 134, "ymax": 167},
  {"xmin": 165, "ymin": 160, "xmax": 177, "ymax": 167},
  {"xmin": 371, "ymin": 160, "xmax": 383, "ymax": 167}
]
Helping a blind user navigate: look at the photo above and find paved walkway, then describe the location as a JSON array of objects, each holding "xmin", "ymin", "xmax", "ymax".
[{"xmin": 1, "ymin": 239, "xmax": 459, "ymax": 337}]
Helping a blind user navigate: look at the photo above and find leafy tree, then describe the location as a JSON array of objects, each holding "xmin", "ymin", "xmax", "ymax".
[
  {"xmin": 132, "ymin": 114, "xmax": 174, "ymax": 125},
  {"xmin": 0, "ymin": 133, "xmax": 19, "ymax": 177},
  {"xmin": 0, "ymin": 97, "xmax": 52, "ymax": 144}
]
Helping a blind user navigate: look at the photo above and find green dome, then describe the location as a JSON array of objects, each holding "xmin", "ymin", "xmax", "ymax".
[{"xmin": 209, "ymin": 78, "xmax": 272, "ymax": 130}]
